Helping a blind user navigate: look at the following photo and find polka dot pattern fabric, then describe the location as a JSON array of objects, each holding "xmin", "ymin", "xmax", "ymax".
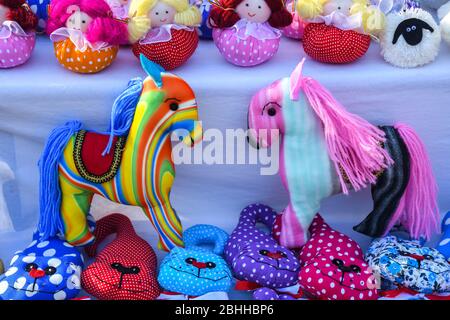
[
  {"xmin": 302, "ymin": 23, "xmax": 371, "ymax": 64},
  {"xmin": 298, "ymin": 214, "xmax": 378, "ymax": 300},
  {"xmin": 28, "ymin": 0, "xmax": 51, "ymax": 33},
  {"xmin": 225, "ymin": 204, "xmax": 300, "ymax": 289},
  {"xmin": 132, "ymin": 29, "xmax": 199, "ymax": 70},
  {"xmin": 157, "ymin": 224, "xmax": 232, "ymax": 297},
  {"xmin": 0, "ymin": 33, "xmax": 35, "ymax": 69},
  {"xmin": 282, "ymin": 12, "xmax": 306, "ymax": 40},
  {"xmin": 53, "ymin": 39, "xmax": 118, "ymax": 74},
  {"xmin": 0, "ymin": 232, "xmax": 83, "ymax": 300},
  {"xmin": 213, "ymin": 28, "xmax": 281, "ymax": 67},
  {"xmin": 81, "ymin": 213, "xmax": 160, "ymax": 300}
]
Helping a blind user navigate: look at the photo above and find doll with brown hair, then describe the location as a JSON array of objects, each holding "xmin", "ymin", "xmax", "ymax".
[
  {"xmin": 128, "ymin": 0, "xmax": 201, "ymax": 70},
  {"xmin": 209, "ymin": 0, "xmax": 292, "ymax": 67},
  {"xmin": 47, "ymin": 0, "xmax": 147, "ymax": 73},
  {"xmin": 0, "ymin": 0, "xmax": 37, "ymax": 68}
]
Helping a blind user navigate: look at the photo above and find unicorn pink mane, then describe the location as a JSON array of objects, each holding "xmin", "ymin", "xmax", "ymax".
[
  {"xmin": 46, "ymin": 0, "xmax": 128, "ymax": 45},
  {"xmin": 290, "ymin": 59, "xmax": 394, "ymax": 194}
]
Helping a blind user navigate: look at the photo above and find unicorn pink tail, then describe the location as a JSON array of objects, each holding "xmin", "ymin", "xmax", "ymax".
[{"xmin": 393, "ymin": 123, "xmax": 440, "ymax": 240}]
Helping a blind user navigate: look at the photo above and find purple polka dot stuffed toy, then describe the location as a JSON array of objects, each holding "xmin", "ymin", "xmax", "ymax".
[{"xmin": 225, "ymin": 204, "xmax": 302, "ymax": 300}]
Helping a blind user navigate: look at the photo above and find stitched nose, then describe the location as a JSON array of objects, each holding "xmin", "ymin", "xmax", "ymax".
[
  {"xmin": 29, "ymin": 269, "xmax": 45, "ymax": 279},
  {"xmin": 192, "ymin": 261, "xmax": 207, "ymax": 269}
]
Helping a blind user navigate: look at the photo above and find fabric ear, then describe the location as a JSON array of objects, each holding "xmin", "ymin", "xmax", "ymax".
[{"xmin": 289, "ymin": 58, "xmax": 306, "ymax": 100}]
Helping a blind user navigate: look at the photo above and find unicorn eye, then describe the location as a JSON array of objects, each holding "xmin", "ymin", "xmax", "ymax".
[
  {"xmin": 267, "ymin": 108, "xmax": 276, "ymax": 116},
  {"xmin": 169, "ymin": 102, "xmax": 179, "ymax": 111}
]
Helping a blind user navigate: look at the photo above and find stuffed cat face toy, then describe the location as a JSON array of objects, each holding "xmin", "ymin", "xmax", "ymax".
[
  {"xmin": 225, "ymin": 204, "xmax": 300, "ymax": 295},
  {"xmin": 0, "ymin": 233, "xmax": 83, "ymax": 300},
  {"xmin": 366, "ymin": 235, "xmax": 450, "ymax": 294},
  {"xmin": 297, "ymin": 214, "xmax": 378, "ymax": 300},
  {"xmin": 158, "ymin": 224, "xmax": 233, "ymax": 298}
]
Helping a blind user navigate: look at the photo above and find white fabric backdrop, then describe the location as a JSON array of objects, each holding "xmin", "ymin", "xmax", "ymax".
[{"xmin": 0, "ymin": 36, "xmax": 449, "ymax": 265}]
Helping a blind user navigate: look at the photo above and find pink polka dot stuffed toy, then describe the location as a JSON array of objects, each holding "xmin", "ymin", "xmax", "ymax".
[
  {"xmin": 209, "ymin": 0, "xmax": 293, "ymax": 67},
  {"xmin": 129, "ymin": 0, "xmax": 201, "ymax": 70},
  {"xmin": 297, "ymin": 214, "xmax": 378, "ymax": 300},
  {"xmin": 0, "ymin": 0, "xmax": 38, "ymax": 69},
  {"xmin": 282, "ymin": 0, "xmax": 305, "ymax": 40}
]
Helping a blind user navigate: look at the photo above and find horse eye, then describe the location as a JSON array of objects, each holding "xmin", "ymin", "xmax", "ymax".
[
  {"xmin": 44, "ymin": 266, "xmax": 57, "ymax": 275},
  {"xmin": 169, "ymin": 102, "xmax": 179, "ymax": 111},
  {"xmin": 206, "ymin": 262, "xmax": 216, "ymax": 269},
  {"xmin": 259, "ymin": 250, "xmax": 268, "ymax": 255},
  {"xmin": 24, "ymin": 263, "xmax": 38, "ymax": 272},
  {"xmin": 267, "ymin": 108, "xmax": 276, "ymax": 116},
  {"xmin": 185, "ymin": 258, "xmax": 196, "ymax": 264}
]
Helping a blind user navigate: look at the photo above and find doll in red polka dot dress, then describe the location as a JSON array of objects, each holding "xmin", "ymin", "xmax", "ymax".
[
  {"xmin": 0, "ymin": 0, "xmax": 38, "ymax": 69},
  {"xmin": 297, "ymin": 0, "xmax": 385, "ymax": 64},
  {"xmin": 297, "ymin": 214, "xmax": 378, "ymax": 300},
  {"xmin": 129, "ymin": 0, "xmax": 201, "ymax": 70},
  {"xmin": 209, "ymin": 0, "xmax": 292, "ymax": 67}
]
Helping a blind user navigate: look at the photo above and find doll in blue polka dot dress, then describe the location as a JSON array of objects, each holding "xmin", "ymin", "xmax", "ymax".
[
  {"xmin": 0, "ymin": 232, "xmax": 84, "ymax": 300},
  {"xmin": 158, "ymin": 224, "xmax": 233, "ymax": 300},
  {"xmin": 437, "ymin": 211, "xmax": 450, "ymax": 262},
  {"xmin": 27, "ymin": 0, "xmax": 50, "ymax": 33}
]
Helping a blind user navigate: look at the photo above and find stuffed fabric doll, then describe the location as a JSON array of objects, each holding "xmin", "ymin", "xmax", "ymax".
[
  {"xmin": 0, "ymin": 0, "xmax": 37, "ymax": 68},
  {"xmin": 297, "ymin": 0, "xmax": 384, "ymax": 63},
  {"xmin": 129, "ymin": 0, "xmax": 201, "ymax": 70},
  {"xmin": 0, "ymin": 232, "xmax": 84, "ymax": 300},
  {"xmin": 81, "ymin": 213, "xmax": 161, "ymax": 300},
  {"xmin": 366, "ymin": 235, "xmax": 450, "ymax": 294},
  {"xmin": 282, "ymin": 0, "xmax": 306, "ymax": 39},
  {"xmin": 46, "ymin": 0, "xmax": 134, "ymax": 73},
  {"xmin": 27, "ymin": 0, "xmax": 50, "ymax": 32},
  {"xmin": 191, "ymin": 0, "xmax": 213, "ymax": 39},
  {"xmin": 106, "ymin": 0, "xmax": 130, "ymax": 19},
  {"xmin": 436, "ymin": 211, "xmax": 450, "ymax": 262},
  {"xmin": 296, "ymin": 214, "xmax": 378, "ymax": 300},
  {"xmin": 438, "ymin": 1, "xmax": 450, "ymax": 46},
  {"xmin": 380, "ymin": 7, "xmax": 440, "ymax": 67},
  {"xmin": 225, "ymin": 204, "xmax": 302, "ymax": 300},
  {"xmin": 209, "ymin": 0, "xmax": 293, "ymax": 67},
  {"xmin": 158, "ymin": 224, "xmax": 232, "ymax": 300}
]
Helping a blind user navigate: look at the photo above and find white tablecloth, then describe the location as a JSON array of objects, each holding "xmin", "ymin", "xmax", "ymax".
[{"xmin": 0, "ymin": 36, "xmax": 449, "ymax": 263}]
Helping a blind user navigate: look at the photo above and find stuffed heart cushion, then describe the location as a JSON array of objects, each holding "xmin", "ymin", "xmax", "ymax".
[
  {"xmin": 366, "ymin": 235, "xmax": 450, "ymax": 294},
  {"xmin": 298, "ymin": 214, "xmax": 378, "ymax": 300},
  {"xmin": 302, "ymin": 23, "xmax": 371, "ymax": 64}
]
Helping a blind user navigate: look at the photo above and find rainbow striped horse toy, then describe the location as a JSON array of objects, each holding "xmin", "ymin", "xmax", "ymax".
[
  {"xmin": 248, "ymin": 59, "xmax": 440, "ymax": 249},
  {"xmin": 37, "ymin": 55, "xmax": 202, "ymax": 251}
]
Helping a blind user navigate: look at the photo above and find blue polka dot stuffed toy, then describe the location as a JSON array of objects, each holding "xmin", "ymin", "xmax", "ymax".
[
  {"xmin": 0, "ymin": 232, "xmax": 83, "ymax": 300},
  {"xmin": 437, "ymin": 211, "xmax": 450, "ymax": 262},
  {"xmin": 27, "ymin": 0, "xmax": 51, "ymax": 33},
  {"xmin": 158, "ymin": 224, "xmax": 233, "ymax": 299}
]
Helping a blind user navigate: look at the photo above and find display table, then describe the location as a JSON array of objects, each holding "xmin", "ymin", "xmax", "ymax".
[{"xmin": 0, "ymin": 36, "xmax": 449, "ymax": 270}]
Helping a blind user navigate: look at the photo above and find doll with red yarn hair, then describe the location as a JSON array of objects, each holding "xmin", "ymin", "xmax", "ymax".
[
  {"xmin": 0, "ymin": 0, "xmax": 38, "ymax": 68},
  {"xmin": 47, "ymin": 0, "xmax": 146, "ymax": 73},
  {"xmin": 209, "ymin": 0, "xmax": 292, "ymax": 67}
]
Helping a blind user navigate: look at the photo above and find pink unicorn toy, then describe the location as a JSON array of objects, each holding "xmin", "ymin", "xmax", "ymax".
[{"xmin": 248, "ymin": 59, "xmax": 440, "ymax": 249}]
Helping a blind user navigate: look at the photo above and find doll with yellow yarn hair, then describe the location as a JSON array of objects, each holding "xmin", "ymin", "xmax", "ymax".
[
  {"xmin": 297, "ymin": 0, "xmax": 385, "ymax": 64},
  {"xmin": 128, "ymin": 0, "xmax": 201, "ymax": 70}
]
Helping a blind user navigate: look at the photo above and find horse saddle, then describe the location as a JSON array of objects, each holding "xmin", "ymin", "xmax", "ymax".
[{"xmin": 73, "ymin": 130, "xmax": 126, "ymax": 184}]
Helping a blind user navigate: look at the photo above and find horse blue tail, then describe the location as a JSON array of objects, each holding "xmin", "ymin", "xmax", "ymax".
[
  {"xmin": 103, "ymin": 78, "xmax": 143, "ymax": 155},
  {"xmin": 38, "ymin": 120, "xmax": 83, "ymax": 240}
]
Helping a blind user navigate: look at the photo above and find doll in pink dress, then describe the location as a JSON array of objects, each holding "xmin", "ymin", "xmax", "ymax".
[
  {"xmin": 282, "ymin": 0, "xmax": 306, "ymax": 39},
  {"xmin": 0, "ymin": 0, "xmax": 37, "ymax": 68},
  {"xmin": 209, "ymin": 0, "xmax": 292, "ymax": 67}
]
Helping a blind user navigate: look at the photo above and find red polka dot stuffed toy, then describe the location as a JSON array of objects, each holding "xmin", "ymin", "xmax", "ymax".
[
  {"xmin": 297, "ymin": 214, "xmax": 378, "ymax": 300},
  {"xmin": 81, "ymin": 213, "xmax": 160, "ymax": 300},
  {"xmin": 128, "ymin": 0, "xmax": 201, "ymax": 70},
  {"xmin": 297, "ymin": 0, "xmax": 385, "ymax": 64}
]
